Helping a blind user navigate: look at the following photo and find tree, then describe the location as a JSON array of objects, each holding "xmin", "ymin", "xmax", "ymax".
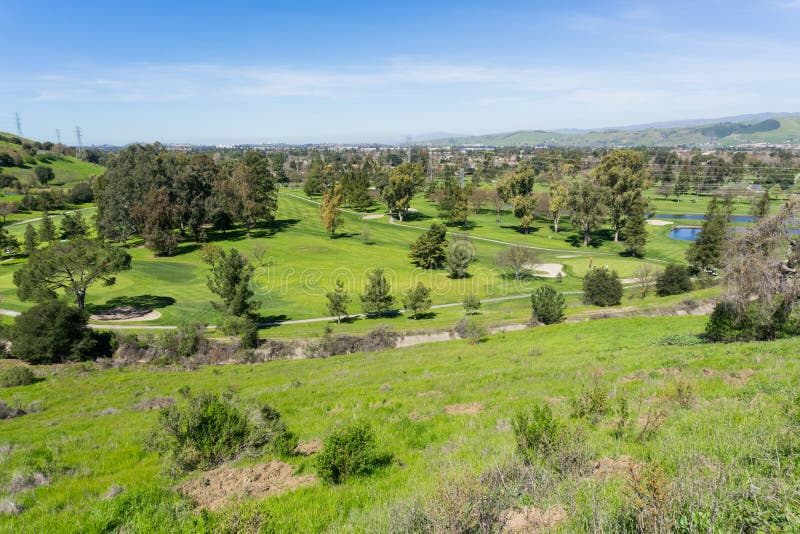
[
  {"xmin": 633, "ymin": 264, "xmax": 656, "ymax": 299},
  {"xmin": 0, "ymin": 227, "xmax": 17, "ymax": 258},
  {"xmin": 225, "ymin": 151, "xmax": 278, "ymax": 237},
  {"xmin": 686, "ymin": 197, "xmax": 732, "ymax": 273},
  {"xmin": 59, "ymin": 211, "xmax": 89, "ymax": 240},
  {"xmin": 752, "ymin": 190, "xmax": 770, "ymax": 219},
  {"xmin": 38, "ymin": 212, "xmax": 56, "ymax": 243},
  {"xmin": 497, "ymin": 161, "xmax": 536, "ymax": 202},
  {"xmin": 34, "ymin": 165, "xmax": 55, "ymax": 186},
  {"xmin": 0, "ymin": 201, "xmax": 15, "ymax": 225},
  {"xmin": 10, "ymin": 301, "xmax": 93, "ymax": 364},
  {"xmin": 320, "ymin": 183, "xmax": 344, "ymax": 237},
  {"xmin": 463, "ymin": 294, "xmax": 481, "ymax": 314},
  {"xmin": 382, "ymin": 163, "xmax": 422, "ymax": 221},
  {"xmin": 402, "ymin": 282, "xmax": 432, "ymax": 319},
  {"xmin": 656, "ymin": 264, "xmax": 693, "ymax": 296},
  {"xmin": 568, "ymin": 177, "xmax": 607, "ymax": 247},
  {"xmin": 582, "ymin": 268, "xmax": 623, "ymax": 307},
  {"xmin": 326, "ymin": 279, "xmax": 351, "ymax": 324},
  {"xmin": 206, "ymin": 248, "xmax": 257, "ymax": 317},
  {"xmin": 511, "ymin": 195, "xmax": 537, "ymax": 234},
  {"xmin": 174, "ymin": 154, "xmax": 217, "ymax": 240},
  {"xmin": 409, "ymin": 223, "xmax": 448, "ymax": 269},
  {"xmin": 360, "ymin": 268, "xmax": 395, "ymax": 316},
  {"xmin": 23, "ymin": 224, "xmax": 38, "ymax": 255},
  {"xmin": 437, "ymin": 173, "xmax": 472, "ymax": 227},
  {"xmin": 594, "ymin": 150, "xmax": 649, "ymax": 242},
  {"xmin": 446, "ymin": 239, "xmax": 474, "ymax": 279},
  {"xmin": 622, "ymin": 196, "xmax": 647, "ymax": 257},
  {"xmin": 13, "ymin": 239, "xmax": 132, "ymax": 310},
  {"xmin": 497, "ymin": 245, "xmax": 537, "ymax": 281},
  {"xmin": 341, "ymin": 167, "xmax": 372, "ymax": 210},
  {"xmin": 548, "ymin": 178, "xmax": 569, "ymax": 234},
  {"xmin": 531, "ymin": 286, "xmax": 565, "ymax": 324},
  {"xmin": 132, "ymin": 186, "xmax": 178, "ymax": 256}
]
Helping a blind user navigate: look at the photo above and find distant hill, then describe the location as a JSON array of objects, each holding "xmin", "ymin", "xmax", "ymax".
[
  {"xmin": 422, "ymin": 113, "xmax": 800, "ymax": 148},
  {"xmin": 0, "ymin": 131, "xmax": 104, "ymax": 186}
]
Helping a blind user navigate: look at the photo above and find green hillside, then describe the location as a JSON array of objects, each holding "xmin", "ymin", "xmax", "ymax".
[
  {"xmin": 0, "ymin": 132, "xmax": 104, "ymax": 186},
  {"xmin": 428, "ymin": 114, "xmax": 800, "ymax": 147}
]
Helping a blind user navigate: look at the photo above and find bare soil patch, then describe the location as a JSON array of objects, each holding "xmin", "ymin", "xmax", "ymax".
[
  {"xmin": 590, "ymin": 455, "xmax": 643, "ymax": 481},
  {"xmin": 444, "ymin": 402, "xmax": 484, "ymax": 415},
  {"xmin": 90, "ymin": 306, "xmax": 161, "ymax": 322},
  {"xmin": 294, "ymin": 440, "xmax": 322, "ymax": 455},
  {"xmin": 132, "ymin": 397, "xmax": 176, "ymax": 411},
  {"xmin": 178, "ymin": 461, "xmax": 316, "ymax": 510},
  {"xmin": 500, "ymin": 503, "xmax": 567, "ymax": 533}
]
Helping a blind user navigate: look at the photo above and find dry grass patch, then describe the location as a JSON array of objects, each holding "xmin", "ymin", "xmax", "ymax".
[
  {"xmin": 444, "ymin": 402, "xmax": 484, "ymax": 415},
  {"xmin": 500, "ymin": 503, "xmax": 567, "ymax": 533}
]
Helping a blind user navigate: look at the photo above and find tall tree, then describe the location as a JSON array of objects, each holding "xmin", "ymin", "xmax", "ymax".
[
  {"xmin": 622, "ymin": 196, "xmax": 648, "ymax": 257},
  {"xmin": 205, "ymin": 248, "xmax": 257, "ymax": 317},
  {"xmin": 446, "ymin": 239, "xmax": 475, "ymax": 279},
  {"xmin": 320, "ymin": 183, "xmax": 344, "ymax": 238},
  {"xmin": 511, "ymin": 195, "xmax": 537, "ymax": 234},
  {"xmin": 341, "ymin": 167, "xmax": 372, "ymax": 210},
  {"xmin": 548, "ymin": 178, "xmax": 569, "ymax": 234},
  {"xmin": 752, "ymin": 190, "xmax": 771, "ymax": 219},
  {"xmin": 382, "ymin": 163, "xmax": 422, "ymax": 222},
  {"xmin": 174, "ymin": 154, "xmax": 217, "ymax": 240},
  {"xmin": 594, "ymin": 150, "xmax": 649, "ymax": 242},
  {"xmin": 23, "ymin": 224, "xmax": 38, "ymax": 255},
  {"xmin": 13, "ymin": 239, "xmax": 132, "ymax": 310},
  {"xmin": 686, "ymin": 197, "xmax": 732, "ymax": 273},
  {"xmin": 360, "ymin": 268, "xmax": 395, "ymax": 315},
  {"xmin": 59, "ymin": 210, "xmax": 89, "ymax": 240},
  {"xmin": 38, "ymin": 212, "xmax": 56, "ymax": 244},
  {"xmin": 496, "ymin": 161, "xmax": 536, "ymax": 202},
  {"xmin": 409, "ymin": 223, "xmax": 448, "ymax": 269},
  {"xmin": 402, "ymin": 282, "xmax": 432, "ymax": 319},
  {"xmin": 437, "ymin": 172, "xmax": 472, "ymax": 227},
  {"xmin": 34, "ymin": 165, "xmax": 55, "ymax": 186},
  {"xmin": 225, "ymin": 151, "xmax": 278, "ymax": 237},
  {"xmin": 326, "ymin": 279, "xmax": 351, "ymax": 324},
  {"xmin": 568, "ymin": 177, "xmax": 608, "ymax": 247}
]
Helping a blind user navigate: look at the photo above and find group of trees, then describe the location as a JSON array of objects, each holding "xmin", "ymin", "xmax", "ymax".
[
  {"xmin": 408, "ymin": 223, "xmax": 475, "ymax": 279},
  {"xmin": 95, "ymin": 144, "xmax": 281, "ymax": 255}
]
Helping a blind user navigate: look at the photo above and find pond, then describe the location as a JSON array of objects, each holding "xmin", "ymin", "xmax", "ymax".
[
  {"xmin": 668, "ymin": 227, "xmax": 703, "ymax": 241},
  {"xmin": 653, "ymin": 213, "xmax": 757, "ymax": 223}
]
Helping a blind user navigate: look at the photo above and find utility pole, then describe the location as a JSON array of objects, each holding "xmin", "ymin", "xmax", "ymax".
[{"xmin": 75, "ymin": 126, "xmax": 83, "ymax": 159}]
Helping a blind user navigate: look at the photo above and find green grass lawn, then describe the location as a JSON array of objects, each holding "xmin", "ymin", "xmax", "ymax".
[{"xmin": 1, "ymin": 315, "xmax": 798, "ymax": 532}]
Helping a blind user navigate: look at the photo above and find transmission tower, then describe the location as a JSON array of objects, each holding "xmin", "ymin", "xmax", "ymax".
[
  {"xmin": 14, "ymin": 113, "xmax": 22, "ymax": 136},
  {"xmin": 75, "ymin": 126, "xmax": 83, "ymax": 158},
  {"xmin": 56, "ymin": 129, "xmax": 61, "ymax": 144}
]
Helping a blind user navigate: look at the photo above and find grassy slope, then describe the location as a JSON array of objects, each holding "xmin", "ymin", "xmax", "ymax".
[
  {"xmin": 1, "ymin": 315, "xmax": 798, "ymax": 532},
  {"xmin": 0, "ymin": 135, "xmax": 104, "ymax": 187},
  {"xmin": 429, "ymin": 115, "xmax": 800, "ymax": 147}
]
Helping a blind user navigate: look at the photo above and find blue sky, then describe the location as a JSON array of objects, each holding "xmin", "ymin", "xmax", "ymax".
[{"xmin": 2, "ymin": 0, "xmax": 799, "ymax": 144}]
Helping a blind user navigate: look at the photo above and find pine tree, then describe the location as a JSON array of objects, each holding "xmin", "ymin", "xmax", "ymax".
[
  {"xmin": 320, "ymin": 183, "xmax": 344, "ymax": 237},
  {"xmin": 402, "ymin": 282, "xmax": 432, "ymax": 319},
  {"xmin": 38, "ymin": 212, "xmax": 56, "ymax": 244},
  {"xmin": 326, "ymin": 279, "xmax": 351, "ymax": 323},
  {"xmin": 409, "ymin": 223, "xmax": 448, "ymax": 269},
  {"xmin": 623, "ymin": 197, "xmax": 647, "ymax": 257},
  {"xmin": 447, "ymin": 239, "xmax": 475, "ymax": 279},
  {"xmin": 23, "ymin": 224, "xmax": 38, "ymax": 255},
  {"xmin": 206, "ymin": 248, "xmax": 257, "ymax": 317},
  {"xmin": 687, "ymin": 197, "xmax": 732, "ymax": 272},
  {"xmin": 360, "ymin": 268, "xmax": 395, "ymax": 316}
]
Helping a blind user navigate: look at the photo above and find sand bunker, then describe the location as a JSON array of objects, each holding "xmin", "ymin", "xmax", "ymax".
[
  {"xmin": 361, "ymin": 213, "xmax": 385, "ymax": 220},
  {"xmin": 178, "ymin": 461, "xmax": 316, "ymax": 510},
  {"xmin": 444, "ymin": 402, "xmax": 484, "ymax": 415},
  {"xmin": 500, "ymin": 503, "xmax": 567, "ymax": 533},
  {"xmin": 646, "ymin": 219, "xmax": 674, "ymax": 226},
  {"xmin": 90, "ymin": 306, "xmax": 161, "ymax": 322},
  {"xmin": 523, "ymin": 263, "xmax": 564, "ymax": 278}
]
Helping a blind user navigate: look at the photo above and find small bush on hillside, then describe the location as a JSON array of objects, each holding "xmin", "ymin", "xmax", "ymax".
[
  {"xmin": 148, "ymin": 391, "xmax": 295, "ymax": 472},
  {"xmin": 530, "ymin": 286, "xmax": 566, "ymax": 324},
  {"xmin": 315, "ymin": 422, "xmax": 389, "ymax": 484},
  {"xmin": 454, "ymin": 317, "xmax": 488, "ymax": 344},
  {"xmin": 511, "ymin": 404, "xmax": 562, "ymax": 463},
  {"xmin": 656, "ymin": 264, "xmax": 693, "ymax": 296},
  {"xmin": 221, "ymin": 315, "xmax": 259, "ymax": 349},
  {"xmin": 582, "ymin": 268, "xmax": 623, "ymax": 307},
  {"xmin": 571, "ymin": 379, "xmax": 610, "ymax": 421},
  {"xmin": 652, "ymin": 334, "xmax": 704, "ymax": 346},
  {"xmin": 703, "ymin": 300, "xmax": 786, "ymax": 342},
  {"xmin": 463, "ymin": 294, "xmax": 481, "ymax": 314},
  {"xmin": 157, "ymin": 322, "xmax": 208, "ymax": 360},
  {"xmin": 309, "ymin": 325, "xmax": 400, "ymax": 358},
  {"xmin": 0, "ymin": 367, "xmax": 35, "ymax": 388}
]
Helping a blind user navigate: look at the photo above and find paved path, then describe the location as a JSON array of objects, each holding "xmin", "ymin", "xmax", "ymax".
[{"xmin": 7, "ymin": 207, "xmax": 95, "ymax": 227}]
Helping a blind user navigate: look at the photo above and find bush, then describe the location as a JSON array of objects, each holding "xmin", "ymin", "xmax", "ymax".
[
  {"xmin": 10, "ymin": 300, "xmax": 96, "ymax": 364},
  {"xmin": 655, "ymin": 264, "xmax": 693, "ymax": 296},
  {"xmin": 0, "ymin": 366, "xmax": 35, "ymax": 388},
  {"xmin": 463, "ymin": 294, "xmax": 481, "ymax": 314},
  {"xmin": 315, "ymin": 422, "xmax": 388, "ymax": 484},
  {"xmin": 511, "ymin": 404, "xmax": 562, "ymax": 462},
  {"xmin": 571, "ymin": 379, "xmax": 610, "ymax": 420},
  {"xmin": 221, "ymin": 315, "xmax": 259, "ymax": 349},
  {"xmin": 454, "ymin": 317, "xmax": 487, "ymax": 344},
  {"xmin": 530, "ymin": 286, "xmax": 565, "ymax": 324},
  {"xmin": 149, "ymin": 391, "xmax": 295, "ymax": 472},
  {"xmin": 158, "ymin": 322, "xmax": 208, "ymax": 360},
  {"xmin": 68, "ymin": 182, "xmax": 94, "ymax": 204},
  {"xmin": 582, "ymin": 268, "xmax": 623, "ymax": 307},
  {"xmin": 703, "ymin": 300, "xmax": 791, "ymax": 342}
]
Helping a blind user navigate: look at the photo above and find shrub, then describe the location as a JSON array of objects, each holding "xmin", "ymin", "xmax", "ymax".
[
  {"xmin": 315, "ymin": 422, "xmax": 388, "ymax": 484},
  {"xmin": 221, "ymin": 315, "xmax": 259, "ymax": 349},
  {"xmin": 157, "ymin": 322, "xmax": 208, "ymax": 360},
  {"xmin": 148, "ymin": 391, "xmax": 295, "ymax": 472},
  {"xmin": 571, "ymin": 379, "xmax": 610, "ymax": 420},
  {"xmin": 704, "ymin": 300, "xmax": 773, "ymax": 342},
  {"xmin": 10, "ymin": 300, "xmax": 95, "ymax": 364},
  {"xmin": 655, "ymin": 264, "xmax": 693, "ymax": 296},
  {"xmin": 582, "ymin": 268, "xmax": 623, "ymax": 307},
  {"xmin": 0, "ymin": 367, "xmax": 35, "ymax": 388},
  {"xmin": 652, "ymin": 334, "xmax": 704, "ymax": 346},
  {"xmin": 511, "ymin": 404, "xmax": 562, "ymax": 462},
  {"xmin": 454, "ymin": 317, "xmax": 487, "ymax": 344},
  {"xmin": 463, "ymin": 294, "xmax": 481, "ymax": 314},
  {"xmin": 530, "ymin": 286, "xmax": 565, "ymax": 324},
  {"xmin": 68, "ymin": 182, "xmax": 94, "ymax": 204}
]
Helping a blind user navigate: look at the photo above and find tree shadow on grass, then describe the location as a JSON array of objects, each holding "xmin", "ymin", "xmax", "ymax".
[
  {"xmin": 256, "ymin": 314, "xmax": 290, "ymax": 327},
  {"xmin": 500, "ymin": 224, "xmax": 541, "ymax": 235},
  {"xmin": 408, "ymin": 311, "xmax": 438, "ymax": 320},
  {"xmin": 566, "ymin": 233, "xmax": 606, "ymax": 248},
  {"xmin": 402, "ymin": 211, "xmax": 431, "ymax": 223},
  {"xmin": 86, "ymin": 295, "xmax": 176, "ymax": 313}
]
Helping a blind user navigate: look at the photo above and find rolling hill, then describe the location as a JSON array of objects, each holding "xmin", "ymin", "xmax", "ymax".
[
  {"xmin": 423, "ymin": 113, "xmax": 800, "ymax": 148},
  {"xmin": 0, "ymin": 132, "xmax": 104, "ymax": 186}
]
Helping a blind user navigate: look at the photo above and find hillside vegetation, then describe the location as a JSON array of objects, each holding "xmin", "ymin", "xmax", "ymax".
[{"xmin": 0, "ymin": 132, "xmax": 103, "ymax": 186}]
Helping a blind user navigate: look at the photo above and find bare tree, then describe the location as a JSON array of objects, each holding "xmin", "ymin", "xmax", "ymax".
[
  {"xmin": 497, "ymin": 245, "xmax": 538, "ymax": 280},
  {"xmin": 633, "ymin": 264, "xmax": 656, "ymax": 299}
]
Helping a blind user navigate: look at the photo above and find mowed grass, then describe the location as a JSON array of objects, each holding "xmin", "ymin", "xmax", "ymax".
[
  {"xmin": 1, "ymin": 315, "xmax": 798, "ymax": 532},
  {"xmin": 0, "ymin": 153, "xmax": 103, "ymax": 187},
  {"xmin": 0, "ymin": 193, "xmax": 662, "ymax": 326}
]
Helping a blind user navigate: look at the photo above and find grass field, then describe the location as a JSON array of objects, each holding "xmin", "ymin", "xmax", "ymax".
[{"xmin": 2, "ymin": 315, "xmax": 798, "ymax": 532}]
